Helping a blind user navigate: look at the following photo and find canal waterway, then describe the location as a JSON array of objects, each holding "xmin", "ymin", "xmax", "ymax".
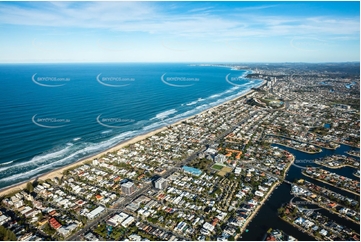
[{"xmin": 239, "ymin": 144, "xmax": 360, "ymax": 240}]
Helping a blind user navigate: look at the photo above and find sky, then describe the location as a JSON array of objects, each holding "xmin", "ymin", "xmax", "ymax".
[{"xmin": 0, "ymin": 1, "xmax": 359, "ymax": 63}]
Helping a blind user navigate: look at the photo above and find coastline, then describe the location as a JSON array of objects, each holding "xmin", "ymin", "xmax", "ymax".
[
  {"xmin": 301, "ymin": 172, "xmax": 360, "ymax": 196},
  {"xmin": 279, "ymin": 216, "xmax": 321, "ymax": 241},
  {"xmin": 238, "ymin": 154, "xmax": 295, "ymax": 236},
  {"xmin": 0, "ymin": 78, "xmax": 266, "ymax": 197},
  {"xmin": 271, "ymin": 142, "xmax": 322, "ymax": 154},
  {"xmin": 239, "ymin": 181, "xmax": 280, "ymax": 235},
  {"xmin": 314, "ymin": 161, "xmax": 359, "ymax": 169},
  {"xmin": 297, "ymin": 196, "xmax": 360, "ymax": 225},
  {"xmin": 267, "ymin": 134, "xmax": 339, "ymax": 151}
]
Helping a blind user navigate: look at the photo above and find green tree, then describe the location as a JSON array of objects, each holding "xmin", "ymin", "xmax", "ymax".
[
  {"xmin": 277, "ymin": 207, "xmax": 285, "ymax": 215},
  {"xmin": 0, "ymin": 225, "xmax": 17, "ymax": 241},
  {"xmin": 26, "ymin": 182, "xmax": 34, "ymax": 193},
  {"xmin": 37, "ymin": 212, "xmax": 44, "ymax": 220}
]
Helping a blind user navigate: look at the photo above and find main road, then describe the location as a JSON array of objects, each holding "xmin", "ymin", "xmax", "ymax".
[{"xmin": 68, "ymin": 108, "xmax": 268, "ymax": 241}]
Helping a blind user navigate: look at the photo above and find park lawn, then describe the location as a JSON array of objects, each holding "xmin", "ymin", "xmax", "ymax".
[{"xmin": 212, "ymin": 164, "xmax": 225, "ymax": 170}]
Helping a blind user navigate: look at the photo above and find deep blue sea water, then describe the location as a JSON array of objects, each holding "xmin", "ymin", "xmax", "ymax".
[{"xmin": 0, "ymin": 63, "xmax": 263, "ymax": 189}]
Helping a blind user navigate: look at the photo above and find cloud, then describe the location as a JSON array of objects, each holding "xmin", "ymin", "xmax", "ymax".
[
  {"xmin": 0, "ymin": 2, "xmax": 358, "ymax": 40},
  {"xmin": 187, "ymin": 6, "xmax": 215, "ymax": 13},
  {"xmin": 234, "ymin": 4, "xmax": 279, "ymax": 12},
  {"xmin": 0, "ymin": 2, "xmax": 359, "ymax": 63}
]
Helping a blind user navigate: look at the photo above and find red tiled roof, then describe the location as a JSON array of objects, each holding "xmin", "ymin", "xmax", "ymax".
[
  {"xmin": 211, "ymin": 218, "xmax": 219, "ymax": 226},
  {"xmin": 49, "ymin": 218, "xmax": 62, "ymax": 230},
  {"xmin": 48, "ymin": 210, "xmax": 57, "ymax": 216},
  {"xmin": 266, "ymin": 235, "xmax": 276, "ymax": 241}
]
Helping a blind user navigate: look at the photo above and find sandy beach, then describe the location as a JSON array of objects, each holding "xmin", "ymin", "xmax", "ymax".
[{"xmin": 0, "ymin": 79, "xmax": 266, "ymax": 198}]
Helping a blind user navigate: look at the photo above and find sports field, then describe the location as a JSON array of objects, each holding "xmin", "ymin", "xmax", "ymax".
[{"xmin": 211, "ymin": 164, "xmax": 225, "ymax": 170}]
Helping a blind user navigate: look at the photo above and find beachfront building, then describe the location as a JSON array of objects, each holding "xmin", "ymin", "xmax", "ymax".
[
  {"xmin": 121, "ymin": 182, "xmax": 136, "ymax": 195},
  {"xmin": 154, "ymin": 177, "xmax": 168, "ymax": 190},
  {"xmin": 182, "ymin": 166, "xmax": 202, "ymax": 177}
]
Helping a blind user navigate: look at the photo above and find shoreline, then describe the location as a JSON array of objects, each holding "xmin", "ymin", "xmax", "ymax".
[
  {"xmin": 239, "ymin": 154, "xmax": 295, "ymax": 236},
  {"xmin": 338, "ymin": 141, "xmax": 360, "ymax": 149},
  {"xmin": 279, "ymin": 216, "xmax": 321, "ymax": 241},
  {"xmin": 267, "ymin": 134, "xmax": 339, "ymax": 151},
  {"xmin": 297, "ymin": 196, "xmax": 360, "ymax": 225},
  {"xmin": 0, "ymin": 78, "xmax": 267, "ymax": 197},
  {"xmin": 271, "ymin": 142, "xmax": 322, "ymax": 154},
  {"xmin": 301, "ymin": 172, "xmax": 360, "ymax": 196},
  {"xmin": 239, "ymin": 181, "xmax": 280, "ymax": 235},
  {"xmin": 346, "ymin": 151, "xmax": 360, "ymax": 158},
  {"xmin": 314, "ymin": 161, "xmax": 359, "ymax": 170}
]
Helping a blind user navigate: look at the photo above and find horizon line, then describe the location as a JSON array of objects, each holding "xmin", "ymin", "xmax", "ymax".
[{"xmin": 0, "ymin": 61, "xmax": 360, "ymax": 65}]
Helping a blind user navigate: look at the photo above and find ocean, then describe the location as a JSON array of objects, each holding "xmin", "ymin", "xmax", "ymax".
[{"xmin": 0, "ymin": 63, "xmax": 263, "ymax": 189}]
